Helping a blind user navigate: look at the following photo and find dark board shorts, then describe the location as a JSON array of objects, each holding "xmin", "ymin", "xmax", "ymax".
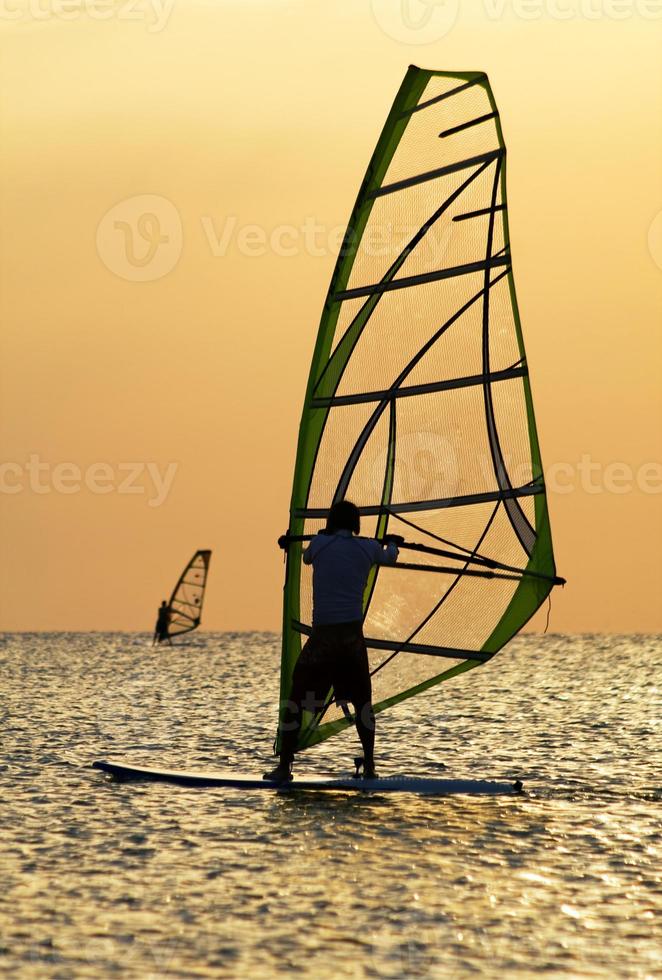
[{"xmin": 291, "ymin": 621, "xmax": 372, "ymax": 710}]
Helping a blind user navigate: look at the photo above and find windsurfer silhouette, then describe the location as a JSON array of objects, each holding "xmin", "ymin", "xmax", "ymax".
[
  {"xmin": 264, "ymin": 500, "xmax": 401, "ymax": 783},
  {"xmin": 153, "ymin": 600, "xmax": 172, "ymax": 646}
]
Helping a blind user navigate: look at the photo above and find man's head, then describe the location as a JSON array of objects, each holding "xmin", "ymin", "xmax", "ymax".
[{"xmin": 326, "ymin": 499, "xmax": 360, "ymax": 535}]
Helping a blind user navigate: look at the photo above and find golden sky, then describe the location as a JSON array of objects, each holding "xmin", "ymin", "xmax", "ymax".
[{"xmin": 1, "ymin": 0, "xmax": 660, "ymax": 632}]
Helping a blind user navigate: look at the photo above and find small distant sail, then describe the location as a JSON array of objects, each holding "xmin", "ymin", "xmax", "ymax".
[
  {"xmin": 277, "ymin": 67, "xmax": 564, "ymax": 753},
  {"xmin": 167, "ymin": 550, "xmax": 212, "ymax": 638}
]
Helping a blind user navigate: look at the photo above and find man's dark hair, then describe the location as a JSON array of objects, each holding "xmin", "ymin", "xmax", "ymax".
[{"xmin": 326, "ymin": 500, "xmax": 360, "ymax": 535}]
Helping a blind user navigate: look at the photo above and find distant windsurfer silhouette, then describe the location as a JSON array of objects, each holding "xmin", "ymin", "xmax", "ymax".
[
  {"xmin": 153, "ymin": 600, "xmax": 172, "ymax": 646},
  {"xmin": 264, "ymin": 500, "xmax": 401, "ymax": 783}
]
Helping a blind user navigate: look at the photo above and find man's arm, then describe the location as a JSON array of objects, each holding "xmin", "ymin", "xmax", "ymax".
[
  {"xmin": 278, "ymin": 531, "xmax": 315, "ymax": 564},
  {"xmin": 373, "ymin": 534, "xmax": 402, "ymax": 566}
]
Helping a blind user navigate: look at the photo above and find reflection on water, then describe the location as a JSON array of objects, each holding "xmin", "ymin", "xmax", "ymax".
[{"xmin": 0, "ymin": 633, "xmax": 659, "ymax": 977}]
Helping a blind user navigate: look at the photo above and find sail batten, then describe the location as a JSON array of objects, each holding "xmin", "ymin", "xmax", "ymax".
[
  {"xmin": 332, "ymin": 256, "xmax": 509, "ymax": 301},
  {"xmin": 293, "ymin": 482, "xmax": 545, "ymax": 519},
  {"xmin": 440, "ymin": 111, "xmax": 499, "ymax": 139},
  {"xmin": 277, "ymin": 66, "xmax": 562, "ymax": 753},
  {"xmin": 367, "ymin": 149, "xmax": 501, "ymax": 197},
  {"xmin": 292, "ymin": 621, "xmax": 492, "ymax": 662},
  {"xmin": 312, "ymin": 365, "xmax": 528, "ymax": 407}
]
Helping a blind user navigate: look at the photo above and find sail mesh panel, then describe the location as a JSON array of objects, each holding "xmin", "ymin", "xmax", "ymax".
[{"xmin": 278, "ymin": 67, "xmax": 558, "ymax": 752}]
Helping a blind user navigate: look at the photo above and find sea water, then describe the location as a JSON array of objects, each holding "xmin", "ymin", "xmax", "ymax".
[{"xmin": 0, "ymin": 633, "xmax": 659, "ymax": 979}]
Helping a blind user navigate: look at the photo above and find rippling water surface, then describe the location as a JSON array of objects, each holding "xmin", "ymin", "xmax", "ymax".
[{"xmin": 0, "ymin": 633, "xmax": 659, "ymax": 978}]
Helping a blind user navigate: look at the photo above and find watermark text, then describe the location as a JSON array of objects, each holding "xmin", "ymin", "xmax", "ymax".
[{"xmin": 0, "ymin": 456, "xmax": 178, "ymax": 507}]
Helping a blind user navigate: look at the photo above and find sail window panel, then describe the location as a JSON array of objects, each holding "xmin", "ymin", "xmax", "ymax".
[
  {"xmin": 486, "ymin": 277, "xmax": 524, "ymax": 372},
  {"xmin": 435, "ymin": 109, "xmax": 501, "ymax": 164},
  {"xmin": 329, "ymin": 267, "xmax": 516, "ymax": 403},
  {"xmin": 370, "ymin": 650, "xmax": 467, "ymax": 709},
  {"xmin": 337, "ymin": 409, "xmax": 393, "ymax": 509},
  {"xmin": 478, "ymin": 496, "xmax": 536, "ymax": 570},
  {"xmin": 415, "ymin": 503, "xmax": 530, "ymax": 643},
  {"xmin": 383, "ymin": 83, "xmax": 495, "ymax": 187},
  {"xmin": 333, "ymin": 273, "xmax": 486, "ymax": 399},
  {"xmin": 482, "ymin": 498, "xmax": 537, "ymax": 569},
  {"xmin": 364, "ymin": 564, "xmax": 447, "ymax": 645},
  {"xmin": 363, "ymin": 502, "xmax": 527, "ymax": 663},
  {"xmin": 390, "ymin": 387, "xmax": 503, "ymax": 505},
  {"xmin": 395, "ymin": 559, "xmax": 519, "ymax": 656},
  {"xmin": 297, "ymin": 518, "xmax": 328, "ymax": 628},
  {"xmin": 390, "ymin": 301, "xmax": 485, "ymax": 393},
  {"xmin": 448, "ymin": 193, "xmax": 506, "ymax": 275},
  {"xmin": 391, "ymin": 549, "xmax": 469, "ymax": 574},
  {"xmin": 318, "ymin": 702, "xmax": 348, "ymax": 726},
  {"xmin": 412, "ymin": 572, "xmax": 520, "ymax": 651},
  {"xmin": 306, "ymin": 402, "xmax": 379, "ymax": 509},
  {"xmin": 363, "ymin": 505, "xmax": 526, "ymax": 654},
  {"xmin": 343, "ymin": 164, "xmax": 503, "ymax": 296},
  {"xmin": 359, "ymin": 514, "xmax": 381, "ymax": 539},
  {"xmin": 359, "ymin": 168, "xmax": 504, "ymax": 292},
  {"xmin": 414, "ymin": 74, "xmax": 477, "ymax": 111},
  {"xmin": 487, "ymin": 377, "xmax": 535, "ymax": 489},
  {"xmin": 387, "ymin": 500, "xmax": 501, "ymax": 555},
  {"xmin": 302, "ymin": 517, "xmax": 328, "ymax": 537}
]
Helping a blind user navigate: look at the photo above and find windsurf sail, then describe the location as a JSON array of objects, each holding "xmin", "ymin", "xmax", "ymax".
[
  {"xmin": 277, "ymin": 66, "xmax": 564, "ymax": 752},
  {"xmin": 166, "ymin": 550, "xmax": 212, "ymax": 638}
]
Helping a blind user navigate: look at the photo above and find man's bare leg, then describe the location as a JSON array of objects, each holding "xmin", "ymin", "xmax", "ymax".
[{"xmin": 354, "ymin": 702, "xmax": 376, "ymax": 777}]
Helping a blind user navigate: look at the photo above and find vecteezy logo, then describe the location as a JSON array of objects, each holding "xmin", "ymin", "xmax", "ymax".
[
  {"xmin": 365, "ymin": 430, "xmax": 459, "ymax": 505},
  {"xmin": 96, "ymin": 194, "xmax": 183, "ymax": 282},
  {"xmin": 392, "ymin": 431, "xmax": 459, "ymax": 502},
  {"xmin": 370, "ymin": 0, "xmax": 460, "ymax": 44},
  {"xmin": 647, "ymin": 209, "xmax": 662, "ymax": 272}
]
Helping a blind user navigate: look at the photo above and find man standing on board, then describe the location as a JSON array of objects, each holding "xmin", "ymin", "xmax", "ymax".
[
  {"xmin": 153, "ymin": 600, "xmax": 171, "ymax": 646},
  {"xmin": 264, "ymin": 500, "xmax": 401, "ymax": 783}
]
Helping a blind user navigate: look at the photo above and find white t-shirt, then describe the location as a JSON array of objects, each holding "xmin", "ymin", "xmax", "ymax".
[{"xmin": 303, "ymin": 529, "xmax": 399, "ymax": 626}]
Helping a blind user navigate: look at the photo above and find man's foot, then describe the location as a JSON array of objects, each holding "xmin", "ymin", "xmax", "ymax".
[
  {"xmin": 353, "ymin": 755, "xmax": 378, "ymax": 779},
  {"xmin": 262, "ymin": 762, "xmax": 293, "ymax": 783}
]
